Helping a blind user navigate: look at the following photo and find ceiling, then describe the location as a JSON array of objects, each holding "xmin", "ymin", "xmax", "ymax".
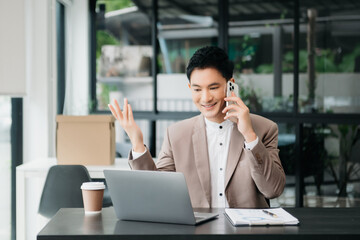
[
  {"xmin": 131, "ymin": 0, "xmax": 360, "ymax": 22},
  {"xmin": 103, "ymin": 0, "xmax": 360, "ymax": 44}
]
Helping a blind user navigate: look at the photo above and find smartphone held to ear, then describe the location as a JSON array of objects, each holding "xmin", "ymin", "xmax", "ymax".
[
  {"xmin": 226, "ymin": 81, "xmax": 239, "ymax": 122},
  {"xmin": 226, "ymin": 81, "xmax": 239, "ymax": 106}
]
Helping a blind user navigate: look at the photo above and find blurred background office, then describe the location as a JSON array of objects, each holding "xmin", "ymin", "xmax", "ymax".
[{"xmin": 0, "ymin": 0, "xmax": 359, "ymax": 240}]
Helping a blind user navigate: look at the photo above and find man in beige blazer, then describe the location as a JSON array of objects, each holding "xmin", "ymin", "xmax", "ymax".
[{"xmin": 109, "ymin": 46, "xmax": 285, "ymax": 208}]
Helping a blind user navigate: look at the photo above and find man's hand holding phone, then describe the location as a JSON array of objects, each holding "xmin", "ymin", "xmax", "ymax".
[
  {"xmin": 223, "ymin": 81, "xmax": 257, "ymax": 143},
  {"xmin": 108, "ymin": 98, "xmax": 146, "ymax": 153}
]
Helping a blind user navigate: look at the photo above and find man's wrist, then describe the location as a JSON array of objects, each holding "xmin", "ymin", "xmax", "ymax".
[
  {"xmin": 132, "ymin": 142, "xmax": 145, "ymax": 153},
  {"xmin": 244, "ymin": 136, "xmax": 258, "ymax": 150},
  {"xmin": 244, "ymin": 131, "xmax": 257, "ymax": 143}
]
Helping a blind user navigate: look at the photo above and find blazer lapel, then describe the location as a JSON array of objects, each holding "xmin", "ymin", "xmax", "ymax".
[
  {"xmin": 192, "ymin": 115, "xmax": 211, "ymax": 206},
  {"xmin": 225, "ymin": 125, "xmax": 244, "ymax": 189}
]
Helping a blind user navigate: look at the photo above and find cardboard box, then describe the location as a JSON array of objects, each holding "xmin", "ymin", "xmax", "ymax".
[{"xmin": 56, "ymin": 115, "xmax": 116, "ymax": 165}]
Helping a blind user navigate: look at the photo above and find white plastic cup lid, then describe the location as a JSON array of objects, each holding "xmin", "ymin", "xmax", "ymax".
[{"xmin": 81, "ymin": 182, "xmax": 106, "ymax": 190}]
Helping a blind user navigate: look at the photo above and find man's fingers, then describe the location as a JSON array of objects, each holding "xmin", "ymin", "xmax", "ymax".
[
  {"xmin": 108, "ymin": 104, "xmax": 118, "ymax": 120},
  {"xmin": 235, "ymin": 97, "xmax": 247, "ymax": 108},
  {"xmin": 224, "ymin": 111, "xmax": 239, "ymax": 120},
  {"xmin": 231, "ymin": 91, "xmax": 247, "ymax": 108},
  {"xmin": 123, "ymin": 98, "xmax": 129, "ymax": 120},
  {"xmin": 225, "ymin": 96, "xmax": 247, "ymax": 109},
  {"xmin": 222, "ymin": 103, "xmax": 241, "ymax": 114},
  {"xmin": 113, "ymin": 99, "xmax": 124, "ymax": 120},
  {"xmin": 128, "ymin": 103, "xmax": 134, "ymax": 122},
  {"xmin": 224, "ymin": 96, "xmax": 239, "ymax": 102}
]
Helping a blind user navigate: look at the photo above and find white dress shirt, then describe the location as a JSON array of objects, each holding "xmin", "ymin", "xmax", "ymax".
[
  {"xmin": 132, "ymin": 117, "xmax": 259, "ymax": 208},
  {"xmin": 204, "ymin": 118, "xmax": 233, "ymax": 208}
]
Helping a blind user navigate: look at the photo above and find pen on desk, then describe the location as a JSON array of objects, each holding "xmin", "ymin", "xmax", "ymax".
[{"xmin": 262, "ymin": 210, "xmax": 278, "ymax": 218}]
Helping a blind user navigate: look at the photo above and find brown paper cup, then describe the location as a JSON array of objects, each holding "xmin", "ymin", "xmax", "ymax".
[{"xmin": 81, "ymin": 182, "xmax": 106, "ymax": 214}]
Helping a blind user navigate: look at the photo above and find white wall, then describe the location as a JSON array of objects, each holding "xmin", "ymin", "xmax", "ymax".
[
  {"xmin": 23, "ymin": 0, "xmax": 55, "ymax": 164},
  {"xmin": 0, "ymin": 0, "xmax": 26, "ymax": 96}
]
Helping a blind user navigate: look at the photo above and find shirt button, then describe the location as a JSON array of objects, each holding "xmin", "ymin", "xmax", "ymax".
[
  {"xmin": 220, "ymin": 168, "xmax": 223, "ymax": 171},
  {"xmin": 219, "ymin": 193, "xmax": 223, "ymax": 196},
  {"xmin": 219, "ymin": 126, "xmax": 223, "ymax": 129},
  {"xmin": 220, "ymin": 143, "xmax": 223, "ymax": 146}
]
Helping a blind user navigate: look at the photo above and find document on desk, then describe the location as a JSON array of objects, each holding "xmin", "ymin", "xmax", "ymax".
[{"xmin": 225, "ymin": 208, "xmax": 299, "ymax": 226}]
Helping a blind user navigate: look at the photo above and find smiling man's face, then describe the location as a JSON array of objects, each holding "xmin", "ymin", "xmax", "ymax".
[{"xmin": 189, "ymin": 67, "xmax": 227, "ymax": 123}]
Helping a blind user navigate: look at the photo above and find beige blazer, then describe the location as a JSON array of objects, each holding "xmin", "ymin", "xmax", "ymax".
[{"xmin": 129, "ymin": 114, "xmax": 286, "ymax": 208}]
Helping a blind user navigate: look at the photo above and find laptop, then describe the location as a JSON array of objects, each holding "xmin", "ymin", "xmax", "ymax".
[{"xmin": 104, "ymin": 169, "xmax": 219, "ymax": 225}]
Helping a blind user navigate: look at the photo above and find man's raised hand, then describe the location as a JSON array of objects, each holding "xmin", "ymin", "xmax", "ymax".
[
  {"xmin": 223, "ymin": 92, "xmax": 257, "ymax": 143},
  {"xmin": 108, "ymin": 98, "xmax": 145, "ymax": 153}
]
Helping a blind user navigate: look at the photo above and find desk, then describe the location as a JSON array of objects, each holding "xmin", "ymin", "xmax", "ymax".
[
  {"xmin": 16, "ymin": 158, "xmax": 130, "ymax": 240},
  {"xmin": 38, "ymin": 207, "xmax": 360, "ymax": 240}
]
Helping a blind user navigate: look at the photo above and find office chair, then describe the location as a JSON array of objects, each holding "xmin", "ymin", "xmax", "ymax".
[{"xmin": 38, "ymin": 165, "xmax": 112, "ymax": 218}]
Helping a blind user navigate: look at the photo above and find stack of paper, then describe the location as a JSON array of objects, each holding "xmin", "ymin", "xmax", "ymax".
[{"xmin": 225, "ymin": 208, "xmax": 299, "ymax": 226}]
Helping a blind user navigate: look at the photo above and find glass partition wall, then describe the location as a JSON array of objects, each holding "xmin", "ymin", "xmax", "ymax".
[
  {"xmin": 297, "ymin": 1, "xmax": 360, "ymax": 206},
  {"xmin": 91, "ymin": 0, "xmax": 360, "ymax": 207}
]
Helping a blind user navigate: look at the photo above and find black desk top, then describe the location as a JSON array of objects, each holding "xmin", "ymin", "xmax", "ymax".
[{"xmin": 37, "ymin": 207, "xmax": 360, "ymax": 240}]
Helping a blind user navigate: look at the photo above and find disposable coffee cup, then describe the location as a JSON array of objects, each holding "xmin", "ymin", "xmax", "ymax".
[{"xmin": 81, "ymin": 182, "xmax": 106, "ymax": 214}]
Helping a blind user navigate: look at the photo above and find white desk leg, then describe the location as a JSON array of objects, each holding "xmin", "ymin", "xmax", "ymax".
[{"xmin": 16, "ymin": 169, "xmax": 25, "ymax": 240}]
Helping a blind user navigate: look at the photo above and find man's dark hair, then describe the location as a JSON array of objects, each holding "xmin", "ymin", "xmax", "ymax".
[{"xmin": 186, "ymin": 46, "xmax": 234, "ymax": 81}]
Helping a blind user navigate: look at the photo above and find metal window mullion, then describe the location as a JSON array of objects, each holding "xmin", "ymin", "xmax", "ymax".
[
  {"xmin": 56, "ymin": 2, "xmax": 66, "ymax": 114},
  {"xmin": 293, "ymin": 0, "xmax": 299, "ymax": 115},
  {"xmin": 273, "ymin": 26, "xmax": 283, "ymax": 97},
  {"xmin": 150, "ymin": 0, "xmax": 159, "ymax": 156},
  {"xmin": 11, "ymin": 98, "xmax": 23, "ymax": 240},
  {"xmin": 89, "ymin": 0, "xmax": 97, "ymax": 113},
  {"xmin": 295, "ymin": 123, "xmax": 304, "ymax": 207},
  {"xmin": 293, "ymin": 0, "xmax": 303, "ymax": 207},
  {"xmin": 218, "ymin": 0, "xmax": 229, "ymax": 52}
]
